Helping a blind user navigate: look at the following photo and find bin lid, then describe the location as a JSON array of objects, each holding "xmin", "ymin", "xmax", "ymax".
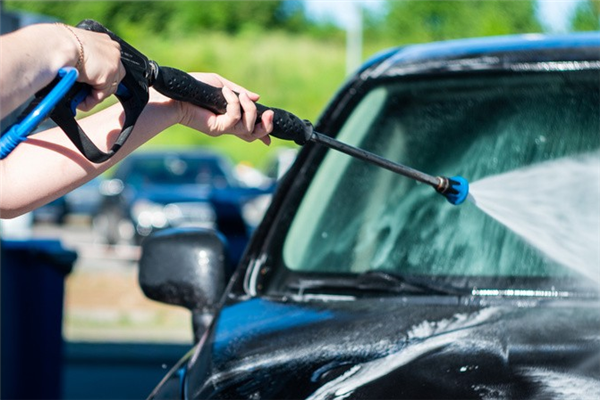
[{"xmin": 1, "ymin": 239, "xmax": 77, "ymax": 275}]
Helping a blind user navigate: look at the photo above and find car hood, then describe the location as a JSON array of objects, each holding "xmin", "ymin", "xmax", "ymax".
[{"xmin": 180, "ymin": 296, "xmax": 600, "ymax": 399}]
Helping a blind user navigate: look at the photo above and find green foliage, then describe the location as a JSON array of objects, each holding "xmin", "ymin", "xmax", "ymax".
[
  {"xmin": 570, "ymin": 0, "xmax": 600, "ymax": 31},
  {"xmin": 141, "ymin": 30, "xmax": 347, "ymax": 169},
  {"xmin": 168, "ymin": 1, "xmax": 283, "ymax": 34},
  {"xmin": 3, "ymin": 0, "xmax": 314, "ymax": 37},
  {"xmin": 379, "ymin": 0, "xmax": 542, "ymax": 44}
]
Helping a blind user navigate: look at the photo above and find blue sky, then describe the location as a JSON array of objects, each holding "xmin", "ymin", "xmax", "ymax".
[{"xmin": 304, "ymin": 0, "xmax": 583, "ymax": 32}]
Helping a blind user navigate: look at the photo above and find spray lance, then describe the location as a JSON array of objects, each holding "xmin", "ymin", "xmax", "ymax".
[{"xmin": 1, "ymin": 20, "xmax": 469, "ymax": 205}]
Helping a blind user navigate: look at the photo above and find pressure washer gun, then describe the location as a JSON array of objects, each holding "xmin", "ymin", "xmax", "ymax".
[{"xmin": 0, "ymin": 20, "xmax": 468, "ymax": 205}]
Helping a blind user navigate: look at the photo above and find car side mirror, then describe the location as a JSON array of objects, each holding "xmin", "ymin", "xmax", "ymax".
[{"xmin": 138, "ymin": 227, "xmax": 228, "ymax": 341}]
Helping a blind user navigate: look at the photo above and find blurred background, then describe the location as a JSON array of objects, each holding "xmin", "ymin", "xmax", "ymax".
[
  {"xmin": 1, "ymin": 0, "xmax": 598, "ymax": 398},
  {"xmin": 3, "ymin": 0, "xmax": 599, "ymax": 165}
]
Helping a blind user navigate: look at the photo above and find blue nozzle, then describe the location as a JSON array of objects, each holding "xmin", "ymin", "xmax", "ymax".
[{"xmin": 438, "ymin": 175, "xmax": 469, "ymax": 205}]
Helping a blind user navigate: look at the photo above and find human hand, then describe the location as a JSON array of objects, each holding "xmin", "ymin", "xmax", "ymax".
[
  {"xmin": 172, "ymin": 73, "xmax": 274, "ymax": 145},
  {"xmin": 68, "ymin": 26, "xmax": 126, "ymax": 111}
]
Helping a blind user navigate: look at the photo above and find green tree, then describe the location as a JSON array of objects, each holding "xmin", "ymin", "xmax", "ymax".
[
  {"xmin": 4, "ymin": 0, "xmax": 315, "ymax": 36},
  {"xmin": 380, "ymin": 0, "xmax": 542, "ymax": 44},
  {"xmin": 570, "ymin": 0, "xmax": 600, "ymax": 31},
  {"xmin": 165, "ymin": 1, "xmax": 282, "ymax": 34}
]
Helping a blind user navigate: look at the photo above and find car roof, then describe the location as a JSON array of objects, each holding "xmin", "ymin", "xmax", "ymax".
[
  {"xmin": 362, "ymin": 32, "xmax": 600, "ymax": 79},
  {"xmin": 125, "ymin": 149, "xmax": 227, "ymax": 160},
  {"xmin": 112, "ymin": 148, "xmax": 233, "ymax": 178},
  {"xmin": 315, "ymin": 31, "xmax": 600, "ymax": 136}
]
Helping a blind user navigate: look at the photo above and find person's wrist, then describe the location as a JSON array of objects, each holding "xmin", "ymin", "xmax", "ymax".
[
  {"xmin": 148, "ymin": 88, "xmax": 183, "ymax": 127},
  {"xmin": 46, "ymin": 23, "xmax": 81, "ymax": 72},
  {"xmin": 56, "ymin": 23, "xmax": 85, "ymax": 72}
]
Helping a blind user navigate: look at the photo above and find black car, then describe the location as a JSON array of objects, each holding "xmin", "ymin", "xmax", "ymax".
[
  {"xmin": 94, "ymin": 149, "xmax": 273, "ymax": 264},
  {"xmin": 139, "ymin": 33, "xmax": 600, "ymax": 399}
]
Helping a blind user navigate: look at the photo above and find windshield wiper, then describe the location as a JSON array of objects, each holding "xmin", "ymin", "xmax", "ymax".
[{"xmin": 287, "ymin": 271, "xmax": 468, "ymax": 297}]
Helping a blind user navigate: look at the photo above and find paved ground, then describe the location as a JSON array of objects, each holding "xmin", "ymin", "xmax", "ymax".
[{"xmin": 33, "ymin": 218, "xmax": 194, "ymax": 344}]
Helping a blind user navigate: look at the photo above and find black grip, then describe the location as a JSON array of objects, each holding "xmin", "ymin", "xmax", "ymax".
[
  {"xmin": 49, "ymin": 82, "xmax": 126, "ymax": 163},
  {"xmin": 72, "ymin": 19, "xmax": 150, "ymax": 163},
  {"xmin": 153, "ymin": 66, "xmax": 313, "ymax": 145}
]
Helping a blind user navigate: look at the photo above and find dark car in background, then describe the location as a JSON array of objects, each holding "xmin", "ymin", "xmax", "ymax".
[
  {"xmin": 94, "ymin": 149, "xmax": 273, "ymax": 265},
  {"xmin": 139, "ymin": 33, "xmax": 600, "ymax": 399},
  {"xmin": 33, "ymin": 177, "xmax": 102, "ymax": 225}
]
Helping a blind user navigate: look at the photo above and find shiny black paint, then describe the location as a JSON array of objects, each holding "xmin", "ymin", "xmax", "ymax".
[
  {"xmin": 139, "ymin": 228, "xmax": 228, "ymax": 341},
  {"xmin": 139, "ymin": 228, "xmax": 227, "ymax": 312},
  {"xmin": 181, "ymin": 297, "xmax": 599, "ymax": 399}
]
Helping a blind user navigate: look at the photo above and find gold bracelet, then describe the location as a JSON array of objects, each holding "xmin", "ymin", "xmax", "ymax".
[{"xmin": 58, "ymin": 23, "xmax": 84, "ymax": 71}]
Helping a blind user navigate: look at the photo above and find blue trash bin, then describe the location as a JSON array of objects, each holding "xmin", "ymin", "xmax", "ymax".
[{"xmin": 1, "ymin": 239, "xmax": 77, "ymax": 400}]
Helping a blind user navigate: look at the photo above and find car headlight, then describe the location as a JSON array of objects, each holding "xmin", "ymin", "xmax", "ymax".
[
  {"xmin": 242, "ymin": 194, "xmax": 273, "ymax": 229},
  {"xmin": 132, "ymin": 200, "xmax": 218, "ymax": 232},
  {"xmin": 163, "ymin": 202, "xmax": 217, "ymax": 228},
  {"xmin": 132, "ymin": 200, "xmax": 168, "ymax": 229}
]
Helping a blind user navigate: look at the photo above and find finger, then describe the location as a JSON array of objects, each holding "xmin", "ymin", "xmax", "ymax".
[
  {"xmin": 96, "ymin": 84, "xmax": 114, "ymax": 103},
  {"xmin": 239, "ymin": 92, "xmax": 257, "ymax": 133},
  {"xmin": 79, "ymin": 85, "xmax": 113, "ymax": 111},
  {"xmin": 109, "ymin": 63, "xmax": 125, "ymax": 96},
  {"xmin": 216, "ymin": 76, "xmax": 260, "ymax": 101},
  {"xmin": 259, "ymin": 135, "xmax": 271, "ymax": 146},
  {"xmin": 77, "ymin": 95, "xmax": 99, "ymax": 112},
  {"xmin": 89, "ymin": 78, "xmax": 115, "ymax": 105},
  {"xmin": 253, "ymin": 110, "xmax": 274, "ymax": 145},
  {"xmin": 260, "ymin": 109, "xmax": 274, "ymax": 135},
  {"xmin": 239, "ymin": 89, "xmax": 260, "ymax": 102},
  {"xmin": 222, "ymin": 86, "xmax": 241, "ymax": 128},
  {"xmin": 118, "ymin": 61, "xmax": 126, "ymax": 83},
  {"xmin": 250, "ymin": 111, "xmax": 273, "ymax": 138},
  {"xmin": 78, "ymin": 77, "xmax": 117, "ymax": 112},
  {"xmin": 96, "ymin": 60, "xmax": 125, "ymax": 100},
  {"xmin": 109, "ymin": 63, "xmax": 125, "ymax": 95}
]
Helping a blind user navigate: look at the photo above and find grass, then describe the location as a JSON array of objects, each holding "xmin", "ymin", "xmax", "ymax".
[{"xmin": 118, "ymin": 30, "xmax": 352, "ymax": 168}]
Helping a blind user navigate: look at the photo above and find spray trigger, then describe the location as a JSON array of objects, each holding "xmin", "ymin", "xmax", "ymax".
[{"xmin": 69, "ymin": 86, "xmax": 90, "ymax": 116}]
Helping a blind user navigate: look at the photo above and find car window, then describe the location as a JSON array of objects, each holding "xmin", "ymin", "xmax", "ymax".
[{"xmin": 282, "ymin": 71, "xmax": 599, "ymax": 285}]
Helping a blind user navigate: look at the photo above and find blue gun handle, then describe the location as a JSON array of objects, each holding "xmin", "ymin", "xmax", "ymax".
[{"xmin": 0, "ymin": 67, "xmax": 79, "ymax": 159}]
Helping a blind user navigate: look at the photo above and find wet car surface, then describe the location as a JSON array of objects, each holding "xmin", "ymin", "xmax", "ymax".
[
  {"xmin": 141, "ymin": 33, "xmax": 600, "ymax": 399},
  {"xmin": 187, "ymin": 298, "xmax": 599, "ymax": 399}
]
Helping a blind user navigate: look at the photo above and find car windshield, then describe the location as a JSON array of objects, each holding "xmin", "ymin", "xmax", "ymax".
[
  {"xmin": 278, "ymin": 70, "xmax": 599, "ymax": 292},
  {"xmin": 122, "ymin": 154, "xmax": 235, "ymax": 189}
]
